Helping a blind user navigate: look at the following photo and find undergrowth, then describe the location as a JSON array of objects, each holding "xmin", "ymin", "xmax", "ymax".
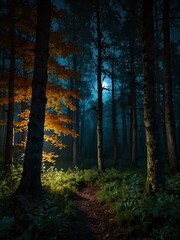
[
  {"xmin": 96, "ymin": 169, "xmax": 180, "ymax": 240},
  {"xmin": 0, "ymin": 165, "xmax": 101, "ymax": 240},
  {"xmin": 0, "ymin": 165, "xmax": 180, "ymax": 239}
]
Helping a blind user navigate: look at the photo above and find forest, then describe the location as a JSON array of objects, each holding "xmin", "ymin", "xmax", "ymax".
[{"xmin": 0, "ymin": 0, "xmax": 180, "ymax": 239}]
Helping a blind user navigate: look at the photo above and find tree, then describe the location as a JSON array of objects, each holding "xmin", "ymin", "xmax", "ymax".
[
  {"xmin": 96, "ymin": 0, "xmax": 103, "ymax": 171},
  {"xmin": 129, "ymin": 38, "xmax": 137, "ymax": 168},
  {"xmin": 16, "ymin": 0, "xmax": 51, "ymax": 197},
  {"xmin": 141, "ymin": 0, "xmax": 163, "ymax": 193},
  {"xmin": 4, "ymin": 0, "xmax": 16, "ymax": 172},
  {"xmin": 0, "ymin": 49, "xmax": 6, "ymax": 156},
  {"xmin": 72, "ymin": 54, "xmax": 79, "ymax": 165},
  {"xmin": 110, "ymin": 54, "xmax": 118, "ymax": 167},
  {"xmin": 0, "ymin": 0, "xmax": 81, "ymax": 165},
  {"xmin": 163, "ymin": 0, "xmax": 178, "ymax": 173}
]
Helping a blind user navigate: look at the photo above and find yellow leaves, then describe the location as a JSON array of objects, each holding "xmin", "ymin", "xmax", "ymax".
[
  {"xmin": 63, "ymin": 98, "xmax": 77, "ymax": 111},
  {"xmin": 45, "ymin": 111, "xmax": 77, "ymax": 138},
  {"xmin": 14, "ymin": 109, "xmax": 30, "ymax": 132},
  {"xmin": 16, "ymin": 141, "xmax": 26, "ymax": 148},
  {"xmin": 46, "ymin": 84, "xmax": 63, "ymax": 113},
  {"xmin": 44, "ymin": 134, "xmax": 65, "ymax": 149},
  {"xmin": 42, "ymin": 152, "xmax": 59, "ymax": 163},
  {"xmin": 15, "ymin": 109, "xmax": 78, "ymax": 150},
  {"xmin": 0, "ymin": 2, "xmax": 81, "ymax": 162},
  {"xmin": 46, "ymin": 81, "xmax": 80, "ymax": 112},
  {"xmin": 46, "ymin": 111, "xmax": 72, "ymax": 124}
]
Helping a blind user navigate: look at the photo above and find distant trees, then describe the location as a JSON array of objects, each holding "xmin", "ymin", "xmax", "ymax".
[
  {"xmin": 61, "ymin": 0, "xmax": 91, "ymax": 165},
  {"xmin": 62, "ymin": 0, "xmax": 179, "ymax": 177}
]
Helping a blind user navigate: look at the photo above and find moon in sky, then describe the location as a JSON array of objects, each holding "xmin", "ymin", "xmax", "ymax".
[{"xmin": 102, "ymin": 80, "xmax": 108, "ymax": 88}]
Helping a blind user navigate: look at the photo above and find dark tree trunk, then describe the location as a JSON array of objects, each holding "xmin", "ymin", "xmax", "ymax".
[
  {"xmin": 141, "ymin": 0, "xmax": 163, "ymax": 194},
  {"xmin": 96, "ymin": 0, "xmax": 103, "ymax": 171},
  {"xmin": 121, "ymin": 82, "xmax": 128, "ymax": 156},
  {"xmin": 163, "ymin": 0, "xmax": 178, "ymax": 172},
  {"xmin": 129, "ymin": 40, "xmax": 137, "ymax": 168},
  {"xmin": 16, "ymin": 0, "xmax": 51, "ymax": 198},
  {"xmin": 4, "ymin": 0, "xmax": 16, "ymax": 172},
  {"xmin": 79, "ymin": 103, "xmax": 85, "ymax": 158},
  {"xmin": 72, "ymin": 54, "xmax": 79, "ymax": 165},
  {"xmin": 20, "ymin": 68, "xmax": 29, "ymax": 143},
  {"xmin": 111, "ymin": 56, "xmax": 118, "ymax": 167},
  {"xmin": 154, "ymin": 3, "xmax": 164, "ymax": 170},
  {"xmin": 0, "ymin": 48, "xmax": 6, "ymax": 155}
]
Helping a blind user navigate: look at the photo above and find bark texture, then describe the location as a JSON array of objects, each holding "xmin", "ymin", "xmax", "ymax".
[
  {"xmin": 16, "ymin": 0, "xmax": 51, "ymax": 197},
  {"xmin": 141, "ymin": 0, "xmax": 162, "ymax": 194}
]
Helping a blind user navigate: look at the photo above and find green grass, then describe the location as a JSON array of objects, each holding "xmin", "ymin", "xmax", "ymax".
[{"xmin": 0, "ymin": 165, "xmax": 180, "ymax": 239}]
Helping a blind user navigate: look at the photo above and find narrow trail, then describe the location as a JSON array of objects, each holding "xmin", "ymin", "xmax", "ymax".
[{"xmin": 64, "ymin": 185, "xmax": 122, "ymax": 240}]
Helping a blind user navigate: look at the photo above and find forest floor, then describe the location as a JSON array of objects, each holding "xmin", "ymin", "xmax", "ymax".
[{"xmin": 63, "ymin": 185, "xmax": 122, "ymax": 240}]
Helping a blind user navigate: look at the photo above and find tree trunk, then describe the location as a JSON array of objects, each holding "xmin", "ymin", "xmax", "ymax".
[
  {"xmin": 154, "ymin": 2, "xmax": 164, "ymax": 172},
  {"xmin": 4, "ymin": 0, "xmax": 16, "ymax": 172},
  {"xmin": 96, "ymin": 0, "xmax": 103, "ymax": 171},
  {"xmin": 72, "ymin": 54, "xmax": 79, "ymax": 165},
  {"xmin": 79, "ymin": 103, "xmax": 85, "ymax": 158},
  {"xmin": 111, "ymin": 56, "xmax": 118, "ymax": 167},
  {"xmin": 72, "ymin": 100, "xmax": 79, "ymax": 165},
  {"xmin": 20, "ymin": 68, "xmax": 29, "ymax": 143},
  {"xmin": 0, "ymin": 48, "xmax": 6, "ymax": 156},
  {"xmin": 129, "ymin": 39, "xmax": 137, "ymax": 168},
  {"xmin": 141, "ymin": 0, "xmax": 163, "ymax": 194},
  {"xmin": 163, "ymin": 0, "xmax": 178, "ymax": 172},
  {"xmin": 121, "ymin": 82, "xmax": 128, "ymax": 156},
  {"xmin": 16, "ymin": 0, "xmax": 51, "ymax": 198}
]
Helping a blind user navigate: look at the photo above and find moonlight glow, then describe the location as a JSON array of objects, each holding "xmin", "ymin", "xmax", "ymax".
[{"xmin": 102, "ymin": 81, "xmax": 108, "ymax": 88}]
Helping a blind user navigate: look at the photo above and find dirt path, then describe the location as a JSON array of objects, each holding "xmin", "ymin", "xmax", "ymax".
[{"xmin": 64, "ymin": 185, "xmax": 122, "ymax": 240}]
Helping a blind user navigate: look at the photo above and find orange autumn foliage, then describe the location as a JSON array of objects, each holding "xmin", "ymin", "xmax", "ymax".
[{"xmin": 0, "ymin": 2, "xmax": 81, "ymax": 163}]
